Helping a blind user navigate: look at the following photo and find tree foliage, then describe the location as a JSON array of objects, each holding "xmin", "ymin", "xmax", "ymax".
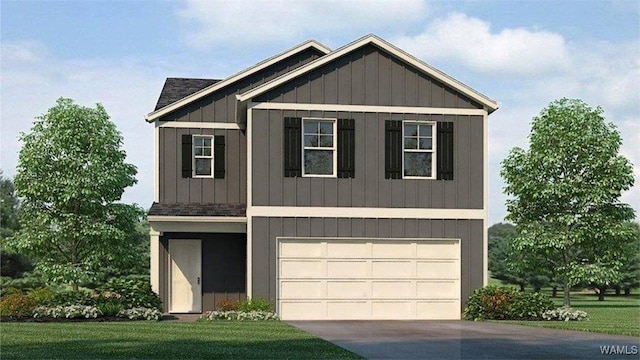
[
  {"xmin": 0, "ymin": 172, "xmax": 33, "ymax": 278},
  {"xmin": 501, "ymin": 98, "xmax": 635, "ymax": 306},
  {"xmin": 11, "ymin": 98, "xmax": 143, "ymax": 289}
]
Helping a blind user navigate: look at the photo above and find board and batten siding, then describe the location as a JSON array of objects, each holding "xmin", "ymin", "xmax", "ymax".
[
  {"xmin": 158, "ymin": 47, "xmax": 325, "ymax": 123},
  {"xmin": 255, "ymin": 44, "xmax": 483, "ymax": 109},
  {"xmin": 159, "ymin": 127, "xmax": 246, "ymax": 204},
  {"xmin": 251, "ymin": 217, "xmax": 484, "ymax": 311},
  {"xmin": 251, "ymin": 109, "xmax": 483, "ymax": 209}
]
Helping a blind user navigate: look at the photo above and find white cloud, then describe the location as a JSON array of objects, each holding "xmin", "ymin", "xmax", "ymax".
[
  {"xmin": 0, "ymin": 40, "xmax": 167, "ymax": 208},
  {"xmin": 395, "ymin": 12, "xmax": 570, "ymax": 75},
  {"xmin": 177, "ymin": 0, "xmax": 427, "ymax": 49}
]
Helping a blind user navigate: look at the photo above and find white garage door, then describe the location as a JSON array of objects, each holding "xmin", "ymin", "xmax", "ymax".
[{"xmin": 277, "ymin": 238, "xmax": 461, "ymax": 320}]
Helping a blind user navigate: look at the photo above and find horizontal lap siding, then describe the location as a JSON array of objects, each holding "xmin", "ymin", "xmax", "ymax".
[
  {"xmin": 251, "ymin": 217, "xmax": 483, "ymax": 311},
  {"xmin": 255, "ymin": 44, "xmax": 483, "ymax": 109},
  {"xmin": 252, "ymin": 109, "xmax": 483, "ymax": 209},
  {"xmin": 160, "ymin": 128, "xmax": 246, "ymax": 204},
  {"xmin": 158, "ymin": 47, "xmax": 325, "ymax": 123}
]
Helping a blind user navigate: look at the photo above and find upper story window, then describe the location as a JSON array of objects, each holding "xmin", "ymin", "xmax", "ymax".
[
  {"xmin": 302, "ymin": 118, "xmax": 337, "ymax": 177},
  {"xmin": 193, "ymin": 135, "xmax": 213, "ymax": 177},
  {"xmin": 403, "ymin": 121, "xmax": 436, "ymax": 179}
]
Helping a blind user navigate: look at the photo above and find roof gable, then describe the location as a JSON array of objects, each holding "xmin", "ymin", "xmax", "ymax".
[
  {"xmin": 155, "ymin": 78, "xmax": 221, "ymax": 110},
  {"xmin": 238, "ymin": 35, "xmax": 498, "ymax": 112}
]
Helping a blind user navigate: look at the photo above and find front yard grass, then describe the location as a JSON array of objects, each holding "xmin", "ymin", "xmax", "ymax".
[
  {"xmin": 0, "ymin": 321, "xmax": 362, "ymax": 359},
  {"xmin": 501, "ymin": 293, "xmax": 640, "ymax": 337}
]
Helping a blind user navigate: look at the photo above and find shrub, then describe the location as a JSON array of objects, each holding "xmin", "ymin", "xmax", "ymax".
[
  {"xmin": 463, "ymin": 285, "xmax": 555, "ymax": 321},
  {"xmin": 97, "ymin": 301, "xmax": 123, "ymax": 317},
  {"xmin": 27, "ymin": 287, "xmax": 54, "ymax": 306},
  {"xmin": 117, "ymin": 307, "xmax": 162, "ymax": 321},
  {"xmin": 216, "ymin": 299, "xmax": 238, "ymax": 311},
  {"xmin": 237, "ymin": 297, "xmax": 273, "ymax": 312},
  {"xmin": 199, "ymin": 310, "xmax": 279, "ymax": 321},
  {"xmin": 98, "ymin": 277, "xmax": 162, "ymax": 311},
  {"xmin": 0, "ymin": 293, "xmax": 36, "ymax": 317},
  {"xmin": 48, "ymin": 289, "xmax": 95, "ymax": 306},
  {"xmin": 542, "ymin": 306, "xmax": 589, "ymax": 321},
  {"xmin": 33, "ymin": 305, "xmax": 99, "ymax": 319},
  {"xmin": 0, "ymin": 273, "xmax": 45, "ymax": 293}
]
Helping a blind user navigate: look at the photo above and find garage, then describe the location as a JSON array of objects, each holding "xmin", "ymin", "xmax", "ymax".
[{"xmin": 277, "ymin": 238, "xmax": 461, "ymax": 320}]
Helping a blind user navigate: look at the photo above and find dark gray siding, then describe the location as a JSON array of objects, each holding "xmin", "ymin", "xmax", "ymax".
[
  {"xmin": 159, "ymin": 128, "xmax": 246, "ymax": 204},
  {"xmin": 255, "ymin": 44, "xmax": 483, "ymax": 109},
  {"xmin": 251, "ymin": 217, "xmax": 484, "ymax": 311},
  {"xmin": 159, "ymin": 47, "xmax": 325, "ymax": 123},
  {"xmin": 252, "ymin": 109, "xmax": 483, "ymax": 209},
  {"xmin": 159, "ymin": 233, "xmax": 247, "ymax": 312}
]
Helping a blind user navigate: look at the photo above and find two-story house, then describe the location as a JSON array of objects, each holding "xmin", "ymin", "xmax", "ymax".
[{"xmin": 145, "ymin": 35, "xmax": 498, "ymax": 320}]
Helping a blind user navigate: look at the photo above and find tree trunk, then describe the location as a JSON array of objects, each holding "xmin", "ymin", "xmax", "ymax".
[
  {"xmin": 552, "ymin": 286, "xmax": 558, "ymax": 298},
  {"xmin": 597, "ymin": 287, "xmax": 606, "ymax": 301},
  {"xmin": 72, "ymin": 282, "xmax": 79, "ymax": 291},
  {"xmin": 614, "ymin": 286, "xmax": 621, "ymax": 296},
  {"xmin": 519, "ymin": 283, "xmax": 525, "ymax": 292},
  {"xmin": 624, "ymin": 288, "xmax": 631, "ymax": 296},
  {"xmin": 534, "ymin": 286, "xmax": 541, "ymax": 293},
  {"xmin": 563, "ymin": 278, "xmax": 571, "ymax": 307}
]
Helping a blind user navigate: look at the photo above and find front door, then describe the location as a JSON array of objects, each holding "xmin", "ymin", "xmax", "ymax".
[{"xmin": 169, "ymin": 239, "xmax": 202, "ymax": 313}]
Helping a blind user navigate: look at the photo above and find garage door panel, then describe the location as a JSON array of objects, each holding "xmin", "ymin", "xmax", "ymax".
[
  {"xmin": 417, "ymin": 260, "xmax": 459, "ymax": 278},
  {"xmin": 372, "ymin": 281, "xmax": 413, "ymax": 298},
  {"xmin": 372, "ymin": 260, "xmax": 414, "ymax": 278},
  {"xmin": 280, "ymin": 301, "xmax": 324, "ymax": 320},
  {"xmin": 417, "ymin": 241, "xmax": 459, "ymax": 258},
  {"xmin": 280, "ymin": 241, "xmax": 323, "ymax": 258},
  {"xmin": 327, "ymin": 242, "xmax": 369, "ymax": 258},
  {"xmin": 327, "ymin": 260, "xmax": 368, "ymax": 278},
  {"xmin": 417, "ymin": 300, "xmax": 461, "ymax": 319},
  {"xmin": 372, "ymin": 301, "xmax": 413, "ymax": 319},
  {"xmin": 280, "ymin": 260, "xmax": 323, "ymax": 278},
  {"xmin": 372, "ymin": 242, "xmax": 414, "ymax": 258},
  {"xmin": 417, "ymin": 280, "xmax": 460, "ymax": 298},
  {"xmin": 327, "ymin": 281, "xmax": 369, "ymax": 299},
  {"xmin": 327, "ymin": 301, "xmax": 369, "ymax": 319},
  {"xmin": 280, "ymin": 281, "xmax": 323, "ymax": 299}
]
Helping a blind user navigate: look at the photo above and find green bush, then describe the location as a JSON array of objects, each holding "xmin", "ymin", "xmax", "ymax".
[
  {"xmin": 238, "ymin": 297, "xmax": 273, "ymax": 312},
  {"xmin": 97, "ymin": 301, "xmax": 124, "ymax": 317},
  {"xmin": 27, "ymin": 287, "xmax": 54, "ymax": 305},
  {"xmin": 98, "ymin": 277, "xmax": 161, "ymax": 311},
  {"xmin": 0, "ymin": 293, "xmax": 36, "ymax": 317},
  {"xmin": 48, "ymin": 289, "xmax": 95, "ymax": 306},
  {"xmin": 0, "ymin": 273, "xmax": 46, "ymax": 294},
  {"xmin": 463, "ymin": 285, "xmax": 555, "ymax": 321}
]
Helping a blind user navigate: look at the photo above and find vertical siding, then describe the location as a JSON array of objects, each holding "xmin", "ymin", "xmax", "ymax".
[
  {"xmin": 251, "ymin": 217, "xmax": 484, "ymax": 310},
  {"xmin": 255, "ymin": 44, "xmax": 483, "ymax": 109},
  {"xmin": 252, "ymin": 109, "xmax": 483, "ymax": 209},
  {"xmin": 159, "ymin": 128, "xmax": 246, "ymax": 204}
]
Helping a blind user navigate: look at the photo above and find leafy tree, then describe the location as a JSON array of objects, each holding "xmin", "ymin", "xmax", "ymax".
[
  {"xmin": 11, "ymin": 98, "xmax": 143, "ymax": 290},
  {"xmin": 611, "ymin": 222, "xmax": 640, "ymax": 296},
  {"xmin": 0, "ymin": 172, "xmax": 33, "ymax": 278},
  {"xmin": 501, "ymin": 98, "xmax": 635, "ymax": 306}
]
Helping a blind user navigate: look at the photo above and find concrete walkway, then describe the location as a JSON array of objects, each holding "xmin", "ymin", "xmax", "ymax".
[{"xmin": 289, "ymin": 320, "xmax": 640, "ymax": 359}]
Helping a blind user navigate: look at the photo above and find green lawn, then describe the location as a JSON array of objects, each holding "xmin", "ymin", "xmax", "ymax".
[
  {"xmin": 502, "ymin": 294, "xmax": 640, "ymax": 337},
  {"xmin": 0, "ymin": 321, "xmax": 362, "ymax": 359}
]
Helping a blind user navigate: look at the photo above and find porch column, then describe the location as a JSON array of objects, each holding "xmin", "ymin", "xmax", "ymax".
[{"xmin": 149, "ymin": 226, "xmax": 161, "ymax": 294}]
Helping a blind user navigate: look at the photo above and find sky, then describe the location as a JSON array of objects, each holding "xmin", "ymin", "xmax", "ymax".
[{"xmin": 1, "ymin": 0, "xmax": 638, "ymax": 225}]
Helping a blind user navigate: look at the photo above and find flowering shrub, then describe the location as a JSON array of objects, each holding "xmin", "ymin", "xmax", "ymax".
[
  {"xmin": 200, "ymin": 310, "xmax": 279, "ymax": 321},
  {"xmin": 542, "ymin": 306, "xmax": 588, "ymax": 321},
  {"xmin": 117, "ymin": 307, "xmax": 162, "ymax": 321},
  {"xmin": 216, "ymin": 299, "xmax": 238, "ymax": 311},
  {"xmin": 0, "ymin": 293, "xmax": 37, "ymax": 317},
  {"xmin": 33, "ymin": 305, "xmax": 99, "ymax": 319},
  {"xmin": 98, "ymin": 278, "xmax": 162, "ymax": 311},
  {"xmin": 463, "ymin": 286, "xmax": 555, "ymax": 321}
]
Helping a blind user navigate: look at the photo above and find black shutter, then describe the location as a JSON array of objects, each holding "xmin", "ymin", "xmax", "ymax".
[
  {"xmin": 181, "ymin": 134, "xmax": 192, "ymax": 178},
  {"xmin": 437, "ymin": 121, "xmax": 454, "ymax": 180},
  {"xmin": 385, "ymin": 120, "xmax": 403, "ymax": 179},
  {"xmin": 337, "ymin": 119, "xmax": 355, "ymax": 178},
  {"xmin": 284, "ymin": 117, "xmax": 302, "ymax": 177},
  {"xmin": 214, "ymin": 135, "xmax": 225, "ymax": 179}
]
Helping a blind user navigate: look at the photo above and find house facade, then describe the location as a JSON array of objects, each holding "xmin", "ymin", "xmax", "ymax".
[{"xmin": 146, "ymin": 35, "xmax": 498, "ymax": 320}]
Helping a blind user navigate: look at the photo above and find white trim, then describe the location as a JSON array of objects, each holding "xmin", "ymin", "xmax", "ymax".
[
  {"xmin": 302, "ymin": 118, "xmax": 337, "ymax": 178},
  {"xmin": 154, "ymin": 126, "xmax": 160, "ymax": 202},
  {"xmin": 483, "ymin": 110, "xmax": 489, "ymax": 286},
  {"xmin": 402, "ymin": 120, "xmax": 436, "ymax": 180},
  {"xmin": 148, "ymin": 220, "xmax": 246, "ymax": 234},
  {"xmin": 145, "ymin": 40, "xmax": 331, "ymax": 122},
  {"xmin": 149, "ymin": 227, "xmax": 160, "ymax": 294},
  {"xmin": 237, "ymin": 35, "xmax": 499, "ymax": 112},
  {"xmin": 248, "ymin": 102, "xmax": 488, "ymax": 115},
  {"xmin": 148, "ymin": 215, "xmax": 247, "ymax": 223},
  {"xmin": 156, "ymin": 121, "xmax": 243, "ymax": 129},
  {"xmin": 249, "ymin": 206, "xmax": 484, "ymax": 219},
  {"xmin": 192, "ymin": 134, "xmax": 214, "ymax": 178},
  {"xmin": 246, "ymin": 104, "xmax": 254, "ymax": 299}
]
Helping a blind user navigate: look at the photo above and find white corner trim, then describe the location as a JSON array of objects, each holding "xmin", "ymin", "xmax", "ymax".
[
  {"xmin": 246, "ymin": 104, "xmax": 254, "ymax": 299},
  {"xmin": 145, "ymin": 40, "xmax": 331, "ymax": 122},
  {"xmin": 156, "ymin": 121, "xmax": 243, "ymax": 129},
  {"xmin": 249, "ymin": 206, "xmax": 484, "ymax": 219},
  {"xmin": 237, "ymin": 35, "xmax": 499, "ymax": 112},
  {"xmin": 483, "ymin": 110, "xmax": 489, "ymax": 286},
  {"xmin": 147, "ymin": 215, "xmax": 247, "ymax": 223},
  {"xmin": 154, "ymin": 126, "xmax": 160, "ymax": 202},
  {"xmin": 249, "ymin": 102, "xmax": 488, "ymax": 116}
]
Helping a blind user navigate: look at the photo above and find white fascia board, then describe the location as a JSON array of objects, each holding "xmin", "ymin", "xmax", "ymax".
[
  {"xmin": 147, "ymin": 215, "xmax": 247, "ymax": 223},
  {"xmin": 249, "ymin": 206, "xmax": 484, "ymax": 219},
  {"xmin": 145, "ymin": 40, "xmax": 331, "ymax": 122},
  {"xmin": 237, "ymin": 34, "xmax": 499, "ymax": 113},
  {"xmin": 156, "ymin": 121, "xmax": 243, "ymax": 129},
  {"xmin": 250, "ymin": 102, "xmax": 487, "ymax": 116}
]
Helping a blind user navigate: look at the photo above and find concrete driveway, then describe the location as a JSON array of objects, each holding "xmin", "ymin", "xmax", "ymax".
[{"xmin": 289, "ymin": 321, "xmax": 640, "ymax": 359}]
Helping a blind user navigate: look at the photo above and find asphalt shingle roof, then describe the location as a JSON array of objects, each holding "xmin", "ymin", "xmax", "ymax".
[
  {"xmin": 154, "ymin": 78, "xmax": 221, "ymax": 111},
  {"xmin": 148, "ymin": 203, "xmax": 246, "ymax": 217}
]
